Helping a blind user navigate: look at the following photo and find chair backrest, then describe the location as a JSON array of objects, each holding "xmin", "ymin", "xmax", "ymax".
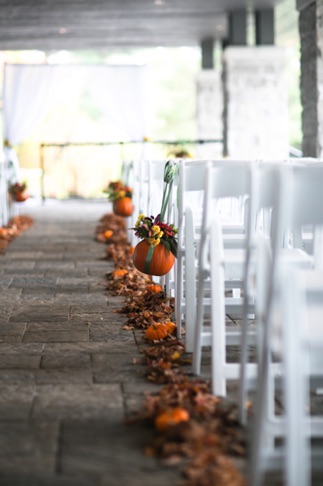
[
  {"xmin": 203, "ymin": 160, "xmax": 257, "ymax": 240},
  {"xmin": 282, "ymin": 165, "xmax": 323, "ymax": 267}
]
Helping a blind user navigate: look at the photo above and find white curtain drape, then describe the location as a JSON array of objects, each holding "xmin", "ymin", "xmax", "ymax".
[
  {"xmin": 3, "ymin": 64, "xmax": 67, "ymax": 147},
  {"xmin": 1, "ymin": 63, "xmax": 147, "ymax": 224},
  {"xmin": 3, "ymin": 63, "xmax": 147, "ymax": 148}
]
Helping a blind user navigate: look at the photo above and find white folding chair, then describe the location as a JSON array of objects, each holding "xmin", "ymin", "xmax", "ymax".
[
  {"xmin": 192, "ymin": 160, "xmax": 258, "ymax": 396},
  {"xmin": 175, "ymin": 158, "xmax": 251, "ymax": 347}
]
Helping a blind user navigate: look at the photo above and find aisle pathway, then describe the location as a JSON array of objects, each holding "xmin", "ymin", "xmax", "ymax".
[{"xmin": 0, "ymin": 199, "xmax": 181, "ymax": 486}]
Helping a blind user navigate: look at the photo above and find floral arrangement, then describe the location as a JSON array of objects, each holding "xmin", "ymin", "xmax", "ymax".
[
  {"xmin": 9, "ymin": 181, "xmax": 27, "ymax": 196},
  {"xmin": 105, "ymin": 180, "xmax": 132, "ymax": 202},
  {"xmin": 134, "ymin": 213, "xmax": 178, "ymax": 257}
]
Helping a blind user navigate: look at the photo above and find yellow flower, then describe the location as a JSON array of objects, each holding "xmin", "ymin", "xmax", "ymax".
[
  {"xmin": 147, "ymin": 237, "xmax": 160, "ymax": 246},
  {"xmin": 151, "ymin": 225, "xmax": 160, "ymax": 235},
  {"xmin": 156, "ymin": 231, "xmax": 164, "ymax": 238},
  {"xmin": 135, "ymin": 214, "xmax": 146, "ymax": 228},
  {"xmin": 118, "ymin": 190, "xmax": 126, "ymax": 198}
]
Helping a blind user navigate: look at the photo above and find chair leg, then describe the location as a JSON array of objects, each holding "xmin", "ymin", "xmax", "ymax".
[
  {"xmin": 210, "ymin": 219, "xmax": 226, "ymax": 396},
  {"xmin": 175, "ymin": 253, "xmax": 183, "ymax": 339},
  {"xmin": 184, "ymin": 208, "xmax": 196, "ymax": 353}
]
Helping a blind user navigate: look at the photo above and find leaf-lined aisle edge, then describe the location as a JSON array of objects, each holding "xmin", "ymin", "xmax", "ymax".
[{"xmin": 96, "ymin": 212, "xmax": 247, "ymax": 486}]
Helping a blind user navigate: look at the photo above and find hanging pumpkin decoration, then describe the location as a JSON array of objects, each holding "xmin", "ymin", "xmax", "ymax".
[
  {"xmin": 113, "ymin": 197, "xmax": 133, "ymax": 217},
  {"xmin": 145, "ymin": 323, "xmax": 168, "ymax": 341},
  {"xmin": 14, "ymin": 191, "xmax": 29, "ymax": 202},
  {"xmin": 131, "ymin": 161, "xmax": 178, "ymax": 277},
  {"xmin": 105, "ymin": 180, "xmax": 133, "ymax": 217},
  {"xmin": 9, "ymin": 182, "xmax": 29, "ymax": 202},
  {"xmin": 133, "ymin": 240, "xmax": 175, "ymax": 276},
  {"xmin": 155, "ymin": 407, "xmax": 190, "ymax": 432}
]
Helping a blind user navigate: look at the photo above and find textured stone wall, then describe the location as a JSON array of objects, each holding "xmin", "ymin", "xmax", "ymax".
[
  {"xmin": 317, "ymin": 0, "xmax": 323, "ymax": 157},
  {"xmin": 196, "ymin": 70, "xmax": 223, "ymax": 157},
  {"xmin": 299, "ymin": 1, "xmax": 319, "ymax": 156},
  {"xmin": 223, "ymin": 46, "xmax": 290, "ymax": 158}
]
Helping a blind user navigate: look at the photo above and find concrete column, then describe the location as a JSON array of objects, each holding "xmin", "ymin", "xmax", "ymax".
[
  {"xmin": 201, "ymin": 38, "xmax": 214, "ymax": 69},
  {"xmin": 196, "ymin": 69, "xmax": 223, "ymax": 157},
  {"xmin": 223, "ymin": 47, "xmax": 289, "ymax": 158},
  {"xmin": 228, "ymin": 9, "xmax": 248, "ymax": 45},
  {"xmin": 255, "ymin": 8, "xmax": 274, "ymax": 45}
]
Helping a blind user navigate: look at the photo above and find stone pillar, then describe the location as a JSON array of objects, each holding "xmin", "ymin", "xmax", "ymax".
[
  {"xmin": 223, "ymin": 47, "xmax": 290, "ymax": 158},
  {"xmin": 196, "ymin": 39, "xmax": 223, "ymax": 157},
  {"xmin": 298, "ymin": 0, "xmax": 321, "ymax": 157},
  {"xmin": 196, "ymin": 69, "xmax": 223, "ymax": 157}
]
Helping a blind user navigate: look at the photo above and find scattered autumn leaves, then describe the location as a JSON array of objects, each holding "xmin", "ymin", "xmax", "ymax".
[
  {"xmin": 96, "ymin": 213, "xmax": 246, "ymax": 486},
  {"xmin": 0, "ymin": 215, "xmax": 34, "ymax": 254}
]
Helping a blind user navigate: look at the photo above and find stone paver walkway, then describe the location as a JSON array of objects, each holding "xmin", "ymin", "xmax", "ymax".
[{"xmin": 0, "ymin": 199, "xmax": 182, "ymax": 486}]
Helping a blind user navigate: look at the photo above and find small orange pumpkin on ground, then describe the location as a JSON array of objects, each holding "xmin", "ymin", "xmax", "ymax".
[
  {"xmin": 0, "ymin": 228, "xmax": 8, "ymax": 239},
  {"xmin": 104, "ymin": 229, "xmax": 113, "ymax": 239},
  {"xmin": 133, "ymin": 240, "xmax": 175, "ymax": 276},
  {"xmin": 128, "ymin": 246, "xmax": 135, "ymax": 255},
  {"xmin": 113, "ymin": 197, "xmax": 133, "ymax": 217},
  {"xmin": 112, "ymin": 268, "xmax": 128, "ymax": 278},
  {"xmin": 155, "ymin": 407, "xmax": 190, "ymax": 432},
  {"xmin": 165, "ymin": 321, "xmax": 177, "ymax": 335},
  {"xmin": 145, "ymin": 323, "xmax": 168, "ymax": 341},
  {"xmin": 146, "ymin": 283, "xmax": 163, "ymax": 293}
]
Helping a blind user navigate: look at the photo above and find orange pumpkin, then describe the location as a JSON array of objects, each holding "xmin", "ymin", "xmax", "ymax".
[
  {"xmin": 145, "ymin": 323, "xmax": 168, "ymax": 341},
  {"xmin": 146, "ymin": 283, "xmax": 163, "ymax": 293},
  {"xmin": 112, "ymin": 268, "xmax": 128, "ymax": 278},
  {"xmin": 133, "ymin": 240, "xmax": 175, "ymax": 276},
  {"xmin": 113, "ymin": 197, "xmax": 133, "ymax": 217},
  {"xmin": 14, "ymin": 191, "xmax": 29, "ymax": 202},
  {"xmin": 104, "ymin": 229, "xmax": 113, "ymax": 239},
  {"xmin": 155, "ymin": 407, "xmax": 190, "ymax": 432},
  {"xmin": 165, "ymin": 321, "xmax": 177, "ymax": 335},
  {"xmin": 128, "ymin": 246, "xmax": 135, "ymax": 255}
]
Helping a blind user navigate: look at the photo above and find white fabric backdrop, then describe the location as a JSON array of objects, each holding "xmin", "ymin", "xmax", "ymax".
[
  {"xmin": 1, "ymin": 62, "xmax": 147, "ymax": 224},
  {"xmin": 3, "ymin": 63, "xmax": 147, "ymax": 148}
]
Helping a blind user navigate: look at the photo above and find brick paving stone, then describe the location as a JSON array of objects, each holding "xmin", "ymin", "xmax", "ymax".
[
  {"xmin": 35, "ymin": 261, "xmax": 76, "ymax": 269},
  {"xmin": 0, "ymin": 384, "xmax": 35, "ymax": 419},
  {"xmin": 0, "ymin": 420, "xmax": 60, "ymax": 474},
  {"xmin": 20, "ymin": 291, "xmax": 55, "ymax": 303},
  {"xmin": 0, "ymin": 343, "xmax": 44, "ymax": 354},
  {"xmin": 33, "ymin": 369, "xmax": 93, "ymax": 385},
  {"xmin": 0, "ymin": 354, "xmax": 41, "ymax": 369},
  {"xmin": 59, "ymin": 420, "xmax": 181, "ymax": 485},
  {"xmin": 10, "ymin": 304, "xmax": 69, "ymax": 322},
  {"xmin": 22, "ymin": 330, "xmax": 89, "ymax": 343},
  {"xmin": 41, "ymin": 353, "xmax": 91, "ymax": 369},
  {"xmin": 31, "ymin": 384, "xmax": 124, "ymax": 420},
  {"xmin": 27, "ymin": 322, "xmax": 89, "ymax": 332},
  {"xmin": 0, "ymin": 277, "xmax": 13, "ymax": 288}
]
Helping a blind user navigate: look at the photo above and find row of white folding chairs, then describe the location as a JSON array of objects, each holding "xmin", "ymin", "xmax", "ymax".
[
  {"xmin": 246, "ymin": 163, "xmax": 323, "ymax": 485},
  {"xmin": 178, "ymin": 158, "xmax": 318, "ymax": 386}
]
